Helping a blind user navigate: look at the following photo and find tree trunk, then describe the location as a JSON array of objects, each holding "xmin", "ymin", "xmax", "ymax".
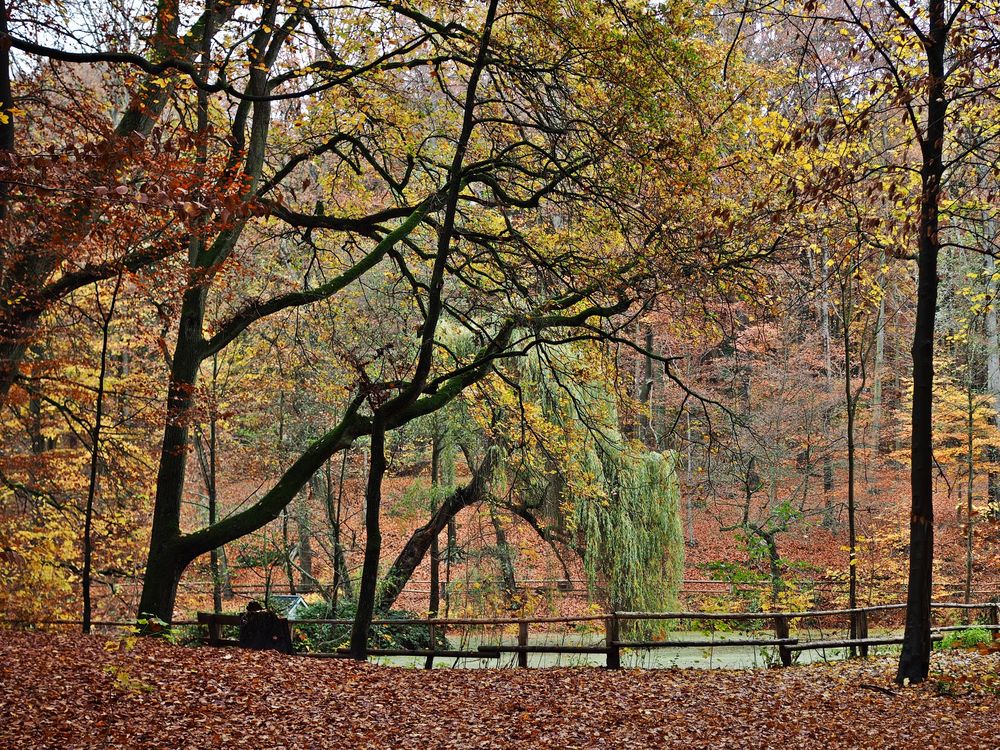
[
  {"xmin": 82, "ymin": 274, "xmax": 122, "ymax": 633},
  {"xmin": 871, "ymin": 251, "xmax": 887, "ymax": 462},
  {"xmin": 986, "ymin": 253, "xmax": 1000, "ymax": 518},
  {"xmin": 296, "ymin": 488, "xmax": 314, "ymax": 590},
  {"xmin": 636, "ymin": 323, "xmax": 655, "ymax": 445},
  {"xmin": 965, "ymin": 371, "xmax": 974, "ymax": 610},
  {"xmin": 376, "ymin": 450, "xmax": 494, "ymax": 612},
  {"xmin": 281, "ymin": 510, "xmax": 296, "ymax": 596},
  {"xmin": 348, "ymin": 415, "xmax": 387, "ymax": 660},
  {"xmin": 136, "ymin": 286, "xmax": 207, "ymax": 622},
  {"xmin": 324, "ymin": 455, "xmax": 353, "ymax": 604},
  {"xmin": 821, "ymin": 245, "xmax": 835, "ymax": 528},
  {"xmin": 424, "ymin": 436, "xmax": 442, "ymax": 670},
  {"xmin": 843, "ymin": 306, "xmax": 859, "ymax": 652},
  {"xmin": 897, "ymin": 0, "xmax": 946, "ymax": 685},
  {"xmin": 489, "ymin": 505, "xmax": 518, "ymax": 604},
  {"xmin": 685, "ymin": 410, "xmax": 697, "ymax": 546}
]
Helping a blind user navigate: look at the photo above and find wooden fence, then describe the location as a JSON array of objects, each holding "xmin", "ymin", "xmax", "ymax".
[
  {"xmin": 8, "ymin": 601, "xmax": 998, "ymax": 669},
  {"xmin": 195, "ymin": 600, "xmax": 1000, "ymax": 669}
]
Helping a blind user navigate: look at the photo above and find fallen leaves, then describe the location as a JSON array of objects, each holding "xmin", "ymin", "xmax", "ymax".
[{"xmin": 1, "ymin": 630, "xmax": 999, "ymax": 749}]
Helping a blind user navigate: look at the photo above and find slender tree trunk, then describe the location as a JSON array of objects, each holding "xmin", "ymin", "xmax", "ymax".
[
  {"xmin": 348, "ymin": 415, "xmax": 386, "ymax": 660},
  {"xmin": 636, "ymin": 323, "xmax": 655, "ymax": 445},
  {"xmin": 82, "ymin": 273, "xmax": 122, "ymax": 633},
  {"xmin": 685, "ymin": 410, "xmax": 697, "ymax": 547},
  {"xmin": 325, "ymin": 454, "xmax": 353, "ymax": 604},
  {"xmin": 295, "ymin": 487, "xmax": 314, "ymax": 591},
  {"xmin": 193, "ymin": 355, "xmax": 231, "ymax": 613},
  {"xmin": 281, "ymin": 510, "xmax": 296, "ymax": 596},
  {"xmin": 821, "ymin": 245, "xmax": 835, "ymax": 527},
  {"xmin": 445, "ymin": 517, "xmax": 457, "ymax": 616},
  {"xmin": 965, "ymin": 370, "xmax": 974, "ymax": 609},
  {"xmin": 424, "ymin": 436, "xmax": 442, "ymax": 670},
  {"xmin": 986, "ymin": 254, "xmax": 1000, "ymax": 518},
  {"xmin": 489, "ymin": 505, "xmax": 517, "ymax": 604},
  {"xmin": 871, "ymin": 251, "xmax": 887, "ymax": 461},
  {"xmin": 897, "ymin": 0, "xmax": 946, "ymax": 685},
  {"xmin": 841, "ymin": 286, "xmax": 859, "ymax": 652},
  {"xmin": 27, "ymin": 363, "xmax": 44, "ymax": 455}
]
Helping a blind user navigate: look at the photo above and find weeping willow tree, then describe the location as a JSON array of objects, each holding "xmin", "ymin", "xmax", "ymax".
[{"xmin": 487, "ymin": 343, "xmax": 685, "ymax": 613}]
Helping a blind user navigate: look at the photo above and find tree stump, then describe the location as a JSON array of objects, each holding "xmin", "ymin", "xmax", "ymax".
[{"xmin": 238, "ymin": 602, "xmax": 293, "ymax": 654}]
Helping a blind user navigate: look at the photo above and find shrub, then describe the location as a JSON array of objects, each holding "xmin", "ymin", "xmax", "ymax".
[
  {"xmin": 937, "ymin": 627, "xmax": 992, "ymax": 650},
  {"xmin": 292, "ymin": 599, "xmax": 448, "ymax": 653}
]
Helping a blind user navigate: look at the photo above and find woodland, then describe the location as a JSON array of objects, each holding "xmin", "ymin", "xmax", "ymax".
[{"xmin": 2, "ymin": 0, "xmax": 1000, "ymax": 744}]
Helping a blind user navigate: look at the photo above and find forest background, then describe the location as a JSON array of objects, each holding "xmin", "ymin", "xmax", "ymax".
[{"xmin": 1, "ymin": 0, "xmax": 999, "ymax": 685}]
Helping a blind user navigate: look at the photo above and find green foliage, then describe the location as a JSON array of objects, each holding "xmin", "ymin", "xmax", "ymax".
[
  {"xmin": 574, "ymin": 449, "xmax": 684, "ymax": 614},
  {"xmin": 292, "ymin": 600, "xmax": 448, "ymax": 653},
  {"xmin": 493, "ymin": 345, "xmax": 685, "ymax": 616},
  {"xmin": 936, "ymin": 627, "xmax": 993, "ymax": 650},
  {"xmin": 698, "ymin": 561, "xmax": 768, "ymax": 614},
  {"xmin": 102, "ymin": 630, "xmax": 155, "ymax": 694},
  {"xmin": 388, "ymin": 479, "xmax": 458, "ymax": 520}
]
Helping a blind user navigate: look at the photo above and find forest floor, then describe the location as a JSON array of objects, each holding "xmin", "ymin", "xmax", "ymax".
[{"xmin": 4, "ymin": 631, "xmax": 999, "ymax": 749}]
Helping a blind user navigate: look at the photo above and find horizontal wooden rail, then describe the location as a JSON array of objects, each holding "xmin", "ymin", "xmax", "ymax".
[
  {"xmin": 932, "ymin": 624, "xmax": 1000, "ymax": 632},
  {"xmin": 287, "ymin": 614, "xmax": 608, "ymax": 627},
  {"xmin": 615, "ymin": 638, "xmax": 799, "ymax": 649},
  {"xmin": 787, "ymin": 635, "xmax": 944, "ymax": 652},
  {"xmin": 13, "ymin": 600, "xmax": 1000, "ymax": 672},
  {"xmin": 479, "ymin": 644, "xmax": 609, "ymax": 655},
  {"xmin": 335, "ymin": 648, "xmax": 501, "ymax": 659}
]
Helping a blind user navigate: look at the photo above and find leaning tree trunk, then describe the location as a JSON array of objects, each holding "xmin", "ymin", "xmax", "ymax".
[
  {"xmin": 897, "ymin": 0, "xmax": 946, "ymax": 685},
  {"xmin": 375, "ymin": 450, "xmax": 495, "ymax": 612}
]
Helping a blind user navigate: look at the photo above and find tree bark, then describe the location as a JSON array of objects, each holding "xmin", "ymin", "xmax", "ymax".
[
  {"xmin": 348, "ymin": 414, "xmax": 386, "ymax": 660},
  {"xmin": 965, "ymin": 374, "xmax": 974, "ymax": 609},
  {"xmin": 376, "ymin": 449, "xmax": 495, "ymax": 612},
  {"xmin": 821, "ymin": 245, "xmax": 835, "ymax": 528},
  {"xmin": 897, "ymin": 0, "xmax": 946, "ymax": 685},
  {"xmin": 985, "ymin": 253, "xmax": 1000, "ymax": 518},
  {"xmin": 296, "ymin": 488, "xmax": 314, "ymax": 590},
  {"xmin": 323, "ymin": 456, "xmax": 353, "ymax": 604},
  {"xmin": 82, "ymin": 273, "xmax": 122, "ymax": 633},
  {"xmin": 871, "ymin": 251, "xmax": 887, "ymax": 461}
]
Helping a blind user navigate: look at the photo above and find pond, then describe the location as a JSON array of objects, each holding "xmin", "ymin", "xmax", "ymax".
[{"xmin": 362, "ymin": 630, "xmax": 905, "ymax": 670}]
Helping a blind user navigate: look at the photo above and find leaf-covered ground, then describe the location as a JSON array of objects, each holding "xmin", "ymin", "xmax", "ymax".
[{"xmin": 3, "ymin": 631, "xmax": 999, "ymax": 749}]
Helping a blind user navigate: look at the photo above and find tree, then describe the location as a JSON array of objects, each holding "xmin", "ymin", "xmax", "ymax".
[
  {"xmin": 0, "ymin": 0, "xmax": 241, "ymax": 401},
  {"xmin": 743, "ymin": 0, "xmax": 1000, "ymax": 683},
  {"xmin": 112, "ymin": 0, "xmax": 721, "ymax": 628}
]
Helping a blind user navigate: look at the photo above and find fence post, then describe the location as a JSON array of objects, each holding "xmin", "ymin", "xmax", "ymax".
[
  {"xmin": 200, "ymin": 613, "xmax": 223, "ymax": 647},
  {"xmin": 424, "ymin": 621, "xmax": 436, "ymax": 670},
  {"xmin": 774, "ymin": 615, "xmax": 791, "ymax": 667},
  {"xmin": 857, "ymin": 609, "xmax": 869, "ymax": 658},
  {"xmin": 990, "ymin": 603, "xmax": 999, "ymax": 628},
  {"xmin": 606, "ymin": 614, "xmax": 621, "ymax": 670},
  {"xmin": 517, "ymin": 620, "xmax": 529, "ymax": 668}
]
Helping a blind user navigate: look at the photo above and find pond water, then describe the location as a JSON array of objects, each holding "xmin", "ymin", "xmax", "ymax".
[{"xmin": 365, "ymin": 630, "xmax": 905, "ymax": 670}]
